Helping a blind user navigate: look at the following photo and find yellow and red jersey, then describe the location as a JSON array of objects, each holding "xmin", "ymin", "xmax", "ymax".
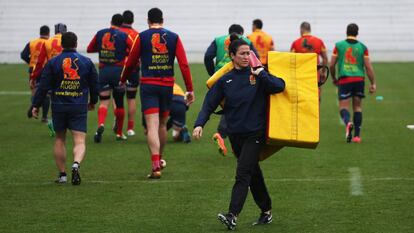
[
  {"xmin": 290, "ymin": 34, "xmax": 326, "ymax": 64},
  {"xmin": 27, "ymin": 38, "xmax": 48, "ymax": 69},
  {"xmin": 31, "ymin": 34, "xmax": 64, "ymax": 80},
  {"xmin": 247, "ymin": 29, "xmax": 274, "ymax": 65}
]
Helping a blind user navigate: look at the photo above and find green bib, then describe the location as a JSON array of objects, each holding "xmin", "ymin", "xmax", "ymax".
[
  {"xmin": 214, "ymin": 35, "xmax": 252, "ymax": 71},
  {"xmin": 335, "ymin": 40, "xmax": 367, "ymax": 78}
]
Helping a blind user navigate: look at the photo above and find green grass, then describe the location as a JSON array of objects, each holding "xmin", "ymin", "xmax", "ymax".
[{"xmin": 0, "ymin": 63, "xmax": 413, "ymax": 232}]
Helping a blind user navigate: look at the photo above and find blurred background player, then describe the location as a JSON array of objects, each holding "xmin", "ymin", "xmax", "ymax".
[
  {"xmin": 330, "ymin": 23, "xmax": 376, "ymax": 143},
  {"xmin": 112, "ymin": 10, "xmax": 140, "ymax": 137},
  {"xmin": 204, "ymin": 24, "xmax": 257, "ymax": 156},
  {"xmin": 20, "ymin": 25, "xmax": 50, "ymax": 123},
  {"xmin": 30, "ymin": 23, "xmax": 68, "ymax": 136},
  {"xmin": 247, "ymin": 19, "xmax": 274, "ymax": 66},
  {"xmin": 121, "ymin": 8, "xmax": 195, "ymax": 178},
  {"xmin": 30, "ymin": 32, "xmax": 99, "ymax": 185},
  {"xmin": 87, "ymin": 14, "xmax": 133, "ymax": 142},
  {"xmin": 291, "ymin": 21, "xmax": 328, "ymax": 98}
]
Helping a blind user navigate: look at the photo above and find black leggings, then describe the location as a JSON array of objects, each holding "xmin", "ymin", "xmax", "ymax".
[{"xmin": 228, "ymin": 132, "xmax": 272, "ymax": 215}]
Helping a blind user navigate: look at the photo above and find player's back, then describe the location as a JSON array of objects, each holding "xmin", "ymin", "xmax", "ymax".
[
  {"xmin": 248, "ymin": 30, "xmax": 273, "ymax": 64},
  {"xmin": 28, "ymin": 38, "xmax": 48, "ymax": 68},
  {"xmin": 45, "ymin": 34, "xmax": 63, "ymax": 60},
  {"xmin": 95, "ymin": 27, "xmax": 129, "ymax": 66}
]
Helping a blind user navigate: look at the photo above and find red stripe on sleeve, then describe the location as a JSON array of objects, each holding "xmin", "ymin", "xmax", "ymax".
[
  {"xmin": 87, "ymin": 35, "xmax": 98, "ymax": 53},
  {"xmin": 175, "ymin": 37, "xmax": 193, "ymax": 92},
  {"xmin": 121, "ymin": 36, "xmax": 141, "ymax": 83}
]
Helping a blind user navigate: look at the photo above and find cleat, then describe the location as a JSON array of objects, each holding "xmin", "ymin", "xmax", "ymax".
[
  {"xmin": 181, "ymin": 126, "xmax": 191, "ymax": 143},
  {"xmin": 127, "ymin": 129, "xmax": 136, "ymax": 137},
  {"xmin": 112, "ymin": 118, "xmax": 118, "ymax": 134},
  {"xmin": 160, "ymin": 159, "xmax": 167, "ymax": 170},
  {"xmin": 218, "ymin": 213, "xmax": 236, "ymax": 230},
  {"xmin": 352, "ymin": 136, "xmax": 361, "ymax": 143},
  {"xmin": 71, "ymin": 168, "xmax": 81, "ymax": 185},
  {"xmin": 116, "ymin": 134, "xmax": 127, "ymax": 141},
  {"xmin": 212, "ymin": 133, "xmax": 228, "ymax": 156},
  {"xmin": 252, "ymin": 212, "xmax": 273, "ymax": 226},
  {"xmin": 55, "ymin": 175, "xmax": 67, "ymax": 184},
  {"xmin": 47, "ymin": 120, "xmax": 56, "ymax": 137},
  {"xmin": 147, "ymin": 170, "xmax": 162, "ymax": 179},
  {"xmin": 345, "ymin": 122, "xmax": 353, "ymax": 143},
  {"xmin": 94, "ymin": 125, "xmax": 105, "ymax": 143},
  {"xmin": 41, "ymin": 117, "xmax": 49, "ymax": 123}
]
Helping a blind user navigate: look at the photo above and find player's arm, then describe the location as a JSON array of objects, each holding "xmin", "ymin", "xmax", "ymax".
[
  {"xmin": 20, "ymin": 43, "xmax": 30, "ymax": 64},
  {"xmin": 30, "ymin": 43, "xmax": 47, "ymax": 81},
  {"xmin": 329, "ymin": 46, "xmax": 338, "ymax": 86},
  {"xmin": 86, "ymin": 35, "xmax": 98, "ymax": 53},
  {"xmin": 31, "ymin": 61, "xmax": 53, "ymax": 118},
  {"xmin": 364, "ymin": 54, "xmax": 376, "ymax": 94},
  {"xmin": 270, "ymin": 39, "xmax": 275, "ymax": 51},
  {"xmin": 204, "ymin": 41, "xmax": 217, "ymax": 76},
  {"xmin": 319, "ymin": 43, "xmax": 329, "ymax": 84},
  {"xmin": 87, "ymin": 60, "xmax": 99, "ymax": 110},
  {"xmin": 175, "ymin": 36, "xmax": 195, "ymax": 105},
  {"xmin": 120, "ymin": 35, "xmax": 141, "ymax": 84}
]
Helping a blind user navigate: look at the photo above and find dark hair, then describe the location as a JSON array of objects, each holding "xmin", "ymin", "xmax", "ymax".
[
  {"xmin": 252, "ymin": 19, "xmax": 263, "ymax": 29},
  {"xmin": 123, "ymin": 10, "xmax": 134, "ymax": 24},
  {"xmin": 61, "ymin": 32, "xmax": 77, "ymax": 49},
  {"xmin": 228, "ymin": 24, "xmax": 244, "ymax": 35},
  {"xmin": 148, "ymin": 8, "xmax": 163, "ymax": 24},
  {"xmin": 300, "ymin": 21, "xmax": 311, "ymax": 32},
  {"xmin": 40, "ymin": 25, "xmax": 50, "ymax": 36},
  {"xmin": 111, "ymin": 14, "xmax": 124, "ymax": 27},
  {"xmin": 228, "ymin": 33, "xmax": 248, "ymax": 57},
  {"xmin": 54, "ymin": 23, "xmax": 67, "ymax": 34},
  {"xmin": 347, "ymin": 23, "xmax": 359, "ymax": 36}
]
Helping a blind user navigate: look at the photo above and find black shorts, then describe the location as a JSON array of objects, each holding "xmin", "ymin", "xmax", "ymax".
[
  {"xmin": 338, "ymin": 81, "xmax": 365, "ymax": 100},
  {"xmin": 140, "ymin": 84, "xmax": 173, "ymax": 117},
  {"xmin": 98, "ymin": 66, "xmax": 123, "ymax": 92},
  {"xmin": 52, "ymin": 111, "xmax": 87, "ymax": 133}
]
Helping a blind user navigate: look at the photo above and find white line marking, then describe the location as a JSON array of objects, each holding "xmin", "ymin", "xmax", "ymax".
[
  {"xmin": 1, "ymin": 177, "xmax": 414, "ymax": 187},
  {"xmin": 349, "ymin": 167, "xmax": 363, "ymax": 196},
  {"xmin": 0, "ymin": 91, "xmax": 30, "ymax": 95}
]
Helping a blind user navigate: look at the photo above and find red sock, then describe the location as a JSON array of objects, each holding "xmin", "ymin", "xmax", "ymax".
[
  {"xmin": 151, "ymin": 154, "xmax": 160, "ymax": 171},
  {"xmin": 127, "ymin": 120, "xmax": 134, "ymax": 131},
  {"xmin": 98, "ymin": 107, "xmax": 108, "ymax": 126},
  {"xmin": 115, "ymin": 108, "xmax": 125, "ymax": 135}
]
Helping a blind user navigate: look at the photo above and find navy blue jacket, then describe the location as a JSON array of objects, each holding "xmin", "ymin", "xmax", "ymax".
[
  {"xmin": 195, "ymin": 67, "xmax": 285, "ymax": 134},
  {"xmin": 32, "ymin": 49, "xmax": 99, "ymax": 113}
]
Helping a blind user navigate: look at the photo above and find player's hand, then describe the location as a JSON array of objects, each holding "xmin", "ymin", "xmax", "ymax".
[
  {"xmin": 192, "ymin": 126, "xmax": 203, "ymax": 140},
  {"xmin": 186, "ymin": 91, "xmax": 195, "ymax": 106},
  {"xmin": 31, "ymin": 107, "xmax": 39, "ymax": 119},
  {"xmin": 251, "ymin": 67, "xmax": 264, "ymax": 76},
  {"xmin": 88, "ymin": 103, "xmax": 95, "ymax": 111},
  {"xmin": 29, "ymin": 79, "xmax": 35, "ymax": 90},
  {"xmin": 118, "ymin": 81, "xmax": 126, "ymax": 89},
  {"xmin": 369, "ymin": 83, "xmax": 376, "ymax": 94}
]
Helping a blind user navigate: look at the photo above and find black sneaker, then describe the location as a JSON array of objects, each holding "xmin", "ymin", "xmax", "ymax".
[
  {"xmin": 218, "ymin": 213, "xmax": 237, "ymax": 230},
  {"xmin": 94, "ymin": 125, "xmax": 105, "ymax": 143},
  {"xmin": 71, "ymin": 167, "xmax": 81, "ymax": 185},
  {"xmin": 252, "ymin": 212, "xmax": 273, "ymax": 226}
]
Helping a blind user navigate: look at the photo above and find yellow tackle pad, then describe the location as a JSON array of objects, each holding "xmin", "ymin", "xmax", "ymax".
[{"xmin": 266, "ymin": 51, "xmax": 319, "ymax": 149}]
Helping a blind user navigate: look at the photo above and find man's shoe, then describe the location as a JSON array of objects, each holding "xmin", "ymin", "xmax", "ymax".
[
  {"xmin": 212, "ymin": 133, "xmax": 227, "ymax": 156},
  {"xmin": 47, "ymin": 120, "xmax": 56, "ymax": 137},
  {"xmin": 94, "ymin": 125, "xmax": 105, "ymax": 143},
  {"xmin": 352, "ymin": 136, "xmax": 361, "ymax": 143},
  {"xmin": 346, "ymin": 122, "xmax": 353, "ymax": 143},
  {"xmin": 127, "ymin": 129, "xmax": 136, "ymax": 137},
  {"xmin": 252, "ymin": 212, "xmax": 273, "ymax": 226},
  {"xmin": 41, "ymin": 117, "xmax": 49, "ymax": 123},
  {"xmin": 55, "ymin": 175, "xmax": 67, "ymax": 184},
  {"xmin": 218, "ymin": 213, "xmax": 236, "ymax": 230},
  {"xmin": 181, "ymin": 126, "xmax": 191, "ymax": 143},
  {"xmin": 147, "ymin": 170, "xmax": 162, "ymax": 179},
  {"xmin": 71, "ymin": 168, "xmax": 81, "ymax": 185},
  {"xmin": 116, "ymin": 134, "xmax": 127, "ymax": 141}
]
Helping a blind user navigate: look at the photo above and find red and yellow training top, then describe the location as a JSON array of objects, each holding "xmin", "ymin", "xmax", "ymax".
[
  {"xmin": 248, "ymin": 29, "xmax": 274, "ymax": 65},
  {"xmin": 290, "ymin": 33, "xmax": 326, "ymax": 64},
  {"xmin": 31, "ymin": 34, "xmax": 64, "ymax": 80}
]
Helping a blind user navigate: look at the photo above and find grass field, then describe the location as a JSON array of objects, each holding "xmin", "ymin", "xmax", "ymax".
[{"xmin": 0, "ymin": 62, "xmax": 413, "ymax": 233}]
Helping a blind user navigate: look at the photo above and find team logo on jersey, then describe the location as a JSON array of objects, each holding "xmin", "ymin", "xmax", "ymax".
[
  {"xmin": 102, "ymin": 32, "xmax": 116, "ymax": 50},
  {"xmin": 151, "ymin": 33, "xmax": 168, "ymax": 54},
  {"xmin": 249, "ymin": 75, "xmax": 256, "ymax": 85},
  {"xmin": 302, "ymin": 38, "xmax": 314, "ymax": 52},
  {"xmin": 345, "ymin": 47, "xmax": 357, "ymax": 64},
  {"xmin": 62, "ymin": 58, "xmax": 80, "ymax": 80}
]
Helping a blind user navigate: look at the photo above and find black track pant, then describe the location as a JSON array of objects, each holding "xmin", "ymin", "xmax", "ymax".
[{"xmin": 228, "ymin": 131, "xmax": 272, "ymax": 215}]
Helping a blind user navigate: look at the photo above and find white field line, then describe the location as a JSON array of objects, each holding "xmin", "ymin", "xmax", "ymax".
[
  {"xmin": 1, "ymin": 176, "xmax": 414, "ymax": 186},
  {"xmin": 0, "ymin": 91, "xmax": 30, "ymax": 95},
  {"xmin": 349, "ymin": 167, "xmax": 363, "ymax": 196}
]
